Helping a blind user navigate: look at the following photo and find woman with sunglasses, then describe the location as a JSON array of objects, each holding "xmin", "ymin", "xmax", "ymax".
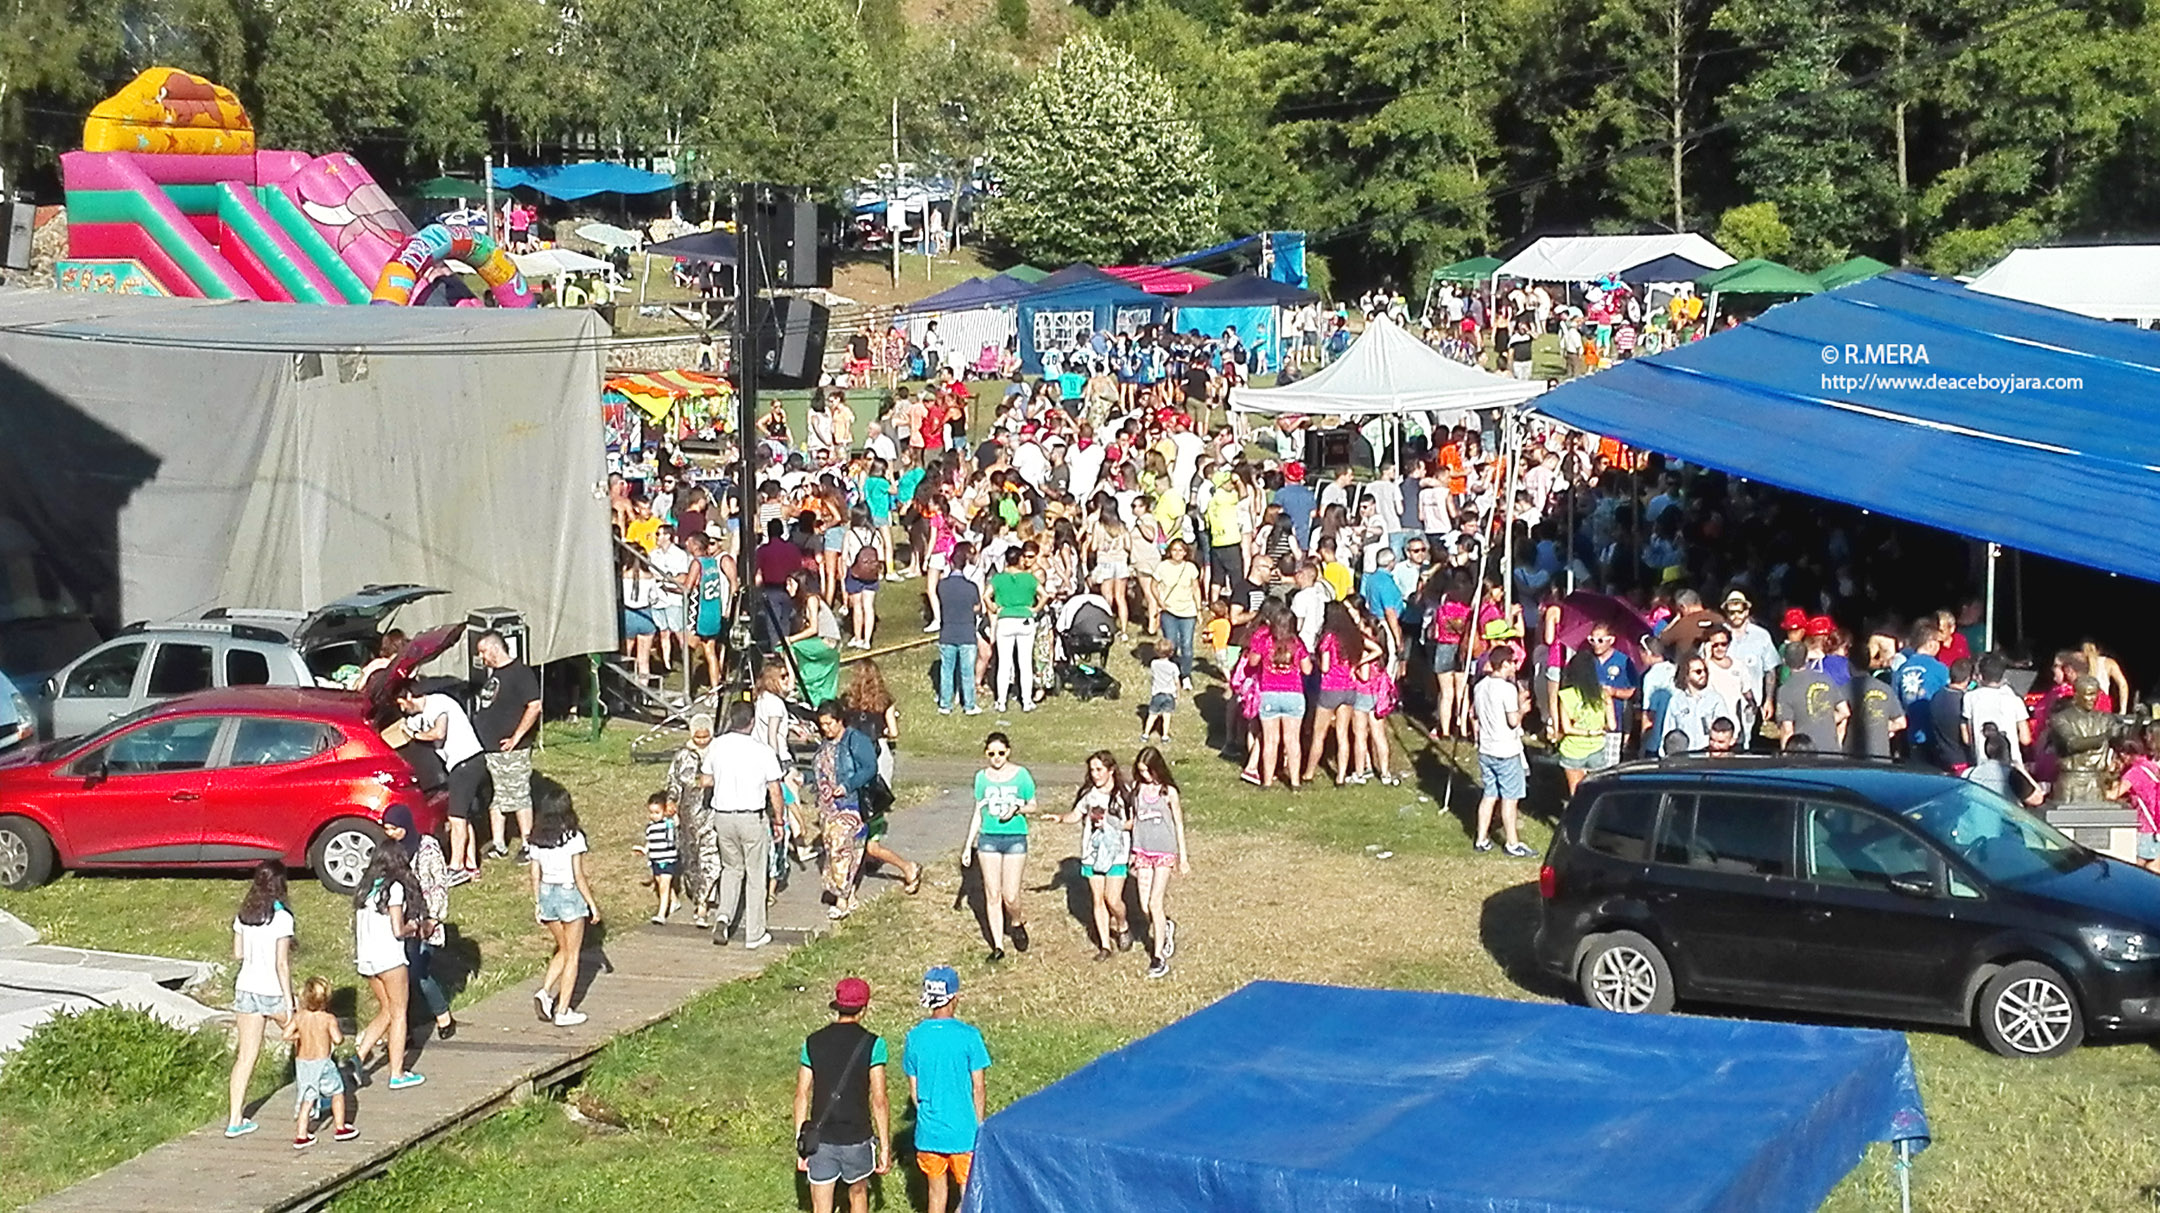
[{"xmin": 960, "ymin": 733, "xmax": 1035, "ymax": 961}]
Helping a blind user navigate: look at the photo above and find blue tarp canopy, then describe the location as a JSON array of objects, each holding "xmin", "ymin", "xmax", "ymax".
[
  {"xmin": 642, "ymin": 229, "xmax": 738, "ymax": 265},
  {"xmin": 964, "ymin": 982, "xmax": 1928, "ymax": 1213},
  {"xmin": 490, "ymin": 162, "xmax": 676, "ymax": 201},
  {"xmin": 903, "ymin": 277, "xmax": 995, "ymax": 313},
  {"xmin": 1536, "ymin": 270, "xmax": 2160, "ymax": 583},
  {"xmin": 1014, "ymin": 279, "xmax": 1165, "ymax": 374},
  {"xmin": 1179, "ymin": 272, "xmax": 1319, "ymax": 307},
  {"xmin": 1617, "ymin": 252, "xmax": 1719, "ymax": 283}
]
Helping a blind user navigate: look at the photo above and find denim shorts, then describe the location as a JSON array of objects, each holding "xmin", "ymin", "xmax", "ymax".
[
  {"xmin": 1352, "ymin": 692, "xmax": 1377, "ymax": 714},
  {"xmin": 806, "ymin": 1138, "xmax": 875, "ymax": 1185},
  {"xmin": 232, "ymin": 990, "xmax": 288, "ymax": 1017},
  {"xmin": 2140, "ymin": 834, "xmax": 2160, "ymax": 861},
  {"xmin": 622, "ymin": 608, "xmax": 656, "ymax": 637},
  {"xmin": 1148, "ymin": 693, "xmax": 1176, "ymax": 716},
  {"xmin": 977, "ymin": 832, "xmax": 1028, "ymax": 856},
  {"xmin": 1259, "ymin": 690, "xmax": 1305, "ymax": 720},
  {"xmin": 537, "ymin": 882, "xmax": 590, "ymax": 922},
  {"xmin": 1316, "ymin": 687, "xmax": 1355, "ymax": 712},
  {"xmin": 1478, "ymin": 751, "xmax": 1527, "ymax": 799},
  {"xmin": 293, "ymin": 1055, "xmax": 344, "ymax": 1113},
  {"xmin": 651, "ymin": 599, "xmax": 686, "ymax": 631}
]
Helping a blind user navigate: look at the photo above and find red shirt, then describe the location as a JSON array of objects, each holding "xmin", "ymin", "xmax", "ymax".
[
  {"xmin": 754, "ymin": 539, "xmax": 802, "ymax": 587},
  {"xmin": 1940, "ymin": 631, "xmax": 1972, "ymax": 667}
]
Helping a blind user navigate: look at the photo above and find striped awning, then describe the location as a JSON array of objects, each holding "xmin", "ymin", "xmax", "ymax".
[{"xmin": 603, "ymin": 369, "xmax": 729, "ymax": 420}]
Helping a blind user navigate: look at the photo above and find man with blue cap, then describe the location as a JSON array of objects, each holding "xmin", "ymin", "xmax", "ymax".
[{"xmin": 904, "ymin": 965, "xmax": 991, "ymax": 1213}]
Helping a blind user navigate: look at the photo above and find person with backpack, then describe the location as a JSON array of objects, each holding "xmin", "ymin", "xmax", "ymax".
[
  {"xmin": 794, "ymin": 977, "xmax": 891, "ymax": 1213},
  {"xmin": 841, "ymin": 507, "xmax": 883, "ymax": 650}
]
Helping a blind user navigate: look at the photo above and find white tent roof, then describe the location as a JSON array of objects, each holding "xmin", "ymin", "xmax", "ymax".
[
  {"xmin": 1497, "ymin": 233, "xmax": 1733, "ymax": 283},
  {"xmin": 1967, "ymin": 246, "xmax": 2160, "ymax": 322},
  {"xmin": 512, "ymin": 248, "xmax": 614, "ymax": 278},
  {"xmin": 1229, "ymin": 316, "xmax": 1543, "ymax": 416}
]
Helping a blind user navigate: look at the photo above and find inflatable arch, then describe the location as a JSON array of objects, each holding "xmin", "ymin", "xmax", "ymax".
[{"xmin": 371, "ymin": 224, "xmax": 533, "ymax": 308}]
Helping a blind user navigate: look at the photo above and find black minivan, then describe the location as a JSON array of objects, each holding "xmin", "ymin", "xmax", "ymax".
[{"xmin": 1534, "ymin": 755, "xmax": 2160, "ymax": 1057}]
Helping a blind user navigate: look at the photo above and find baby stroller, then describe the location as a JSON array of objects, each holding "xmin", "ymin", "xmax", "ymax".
[{"xmin": 1055, "ymin": 593, "xmax": 1121, "ymax": 702}]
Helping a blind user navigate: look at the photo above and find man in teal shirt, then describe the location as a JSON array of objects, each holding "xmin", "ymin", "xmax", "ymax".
[{"xmin": 904, "ymin": 966, "xmax": 990, "ymax": 1213}]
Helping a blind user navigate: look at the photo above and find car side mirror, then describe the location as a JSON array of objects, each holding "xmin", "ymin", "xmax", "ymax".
[
  {"xmin": 80, "ymin": 756, "xmax": 109, "ymax": 787},
  {"xmin": 1888, "ymin": 871, "xmax": 1937, "ymax": 899}
]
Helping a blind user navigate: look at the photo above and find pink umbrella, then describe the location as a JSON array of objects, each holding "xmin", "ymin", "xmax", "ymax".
[{"xmin": 1552, "ymin": 592, "xmax": 1655, "ymax": 669}]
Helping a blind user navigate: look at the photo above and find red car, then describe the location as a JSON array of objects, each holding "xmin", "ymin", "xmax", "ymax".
[{"xmin": 0, "ymin": 686, "xmax": 443, "ymax": 893}]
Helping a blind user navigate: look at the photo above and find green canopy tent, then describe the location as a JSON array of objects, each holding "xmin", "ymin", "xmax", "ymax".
[
  {"xmin": 411, "ymin": 176, "xmax": 482, "ymax": 200},
  {"xmin": 1817, "ymin": 255, "xmax": 1894, "ymax": 290},
  {"xmin": 1002, "ymin": 264, "xmax": 1050, "ymax": 283},
  {"xmin": 1698, "ymin": 258, "xmax": 1821, "ymax": 330},
  {"xmin": 1431, "ymin": 255, "xmax": 1504, "ymax": 283}
]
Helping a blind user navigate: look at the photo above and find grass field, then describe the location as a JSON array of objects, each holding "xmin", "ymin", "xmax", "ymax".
[{"xmin": 11, "ymin": 591, "xmax": 2160, "ymax": 1210}]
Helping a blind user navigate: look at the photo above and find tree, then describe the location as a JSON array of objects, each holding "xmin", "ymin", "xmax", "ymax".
[
  {"xmin": 1713, "ymin": 200, "xmax": 1792, "ymax": 260},
  {"xmin": 0, "ymin": 0, "xmax": 122, "ymax": 186},
  {"xmin": 252, "ymin": 0, "xmax": 409, "ymax": 152},
  {"xmin": 1540, "ymin": 0, "xmax": 1718, "ymax": 231},
  {"xmin": 690, "ymin": 0, "xmax": 883, "ymax": 187},
  {"xmin": 981, "ymin": 32, "xmax": 1219, "ymax": 264}
]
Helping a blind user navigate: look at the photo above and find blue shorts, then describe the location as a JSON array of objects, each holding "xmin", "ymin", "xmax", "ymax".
[
  {"xmin": 649, "ymin": 861, "xmax": 679, "ymax": 877},
  {"xmin": 976, "ymin": 832, "xmax": 1028, "ymax": 856},
  {"xmin": 1478, "ymin": 751, "xmax": 1527, "ymax": 800},
  {"xmin": 844, "ymin": 576, "xmax": 879, "ymax": 595},
  {"xmin": 651, "ymin": 599, "xmax": 687, "ymax": 631},
  {"xmin": 1259, "ymin": 690, "xmax": 1304, "ymax": 720},
  {"xmin": 2140, "ymin": 835, "xmax": 2160, "ymax": 862},
  {"xmin": 622, "ymin": 608, "xmax": 656, "ymax": 638},
  {"xmin": 1148, "ymin": 693, "xmax": 1175, "ymax": 716},
  {"xmin": 232, "ymin": 990, "xmax": 287, "ymax": 1017},
  {"xmin": 822, "ymin": 527, "xmax": 848, "ymax": 553},
  {"xmin": 293, "ymin": 1055, "xmax": 344, "ymax": 1113},
  {"xmin": 537, "ymin": 882, "xmax": 590, "ymax": 922}
]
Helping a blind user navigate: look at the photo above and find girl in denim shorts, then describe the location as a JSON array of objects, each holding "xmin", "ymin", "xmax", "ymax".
[{"xmin": 528, "ymin": 804, "xmax": 600, "ymax": 1027}]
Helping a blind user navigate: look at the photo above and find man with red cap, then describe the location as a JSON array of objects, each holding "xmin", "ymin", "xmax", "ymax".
[
  {"xmin": 1272, "ymin": 460, "xmax": 1317, "ymax": 549},
  {"xmin": 796, "ymin": 977, "xmax": 891, "ymax": 1213},
  {"xmin": 1780, "ymin": 608, "xmax": 1809, "ymax": 650}
]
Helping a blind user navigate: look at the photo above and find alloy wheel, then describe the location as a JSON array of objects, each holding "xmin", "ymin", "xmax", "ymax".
[
  {"xmin": 1993, "ymin": 977, "xmax": 2076, "ymax": 1054},
  {"xmin": 0, "ymin": 831, "xmax": 26, "ymax": 886},
  {"xmin": 321, "ymin": 830, "xmax": 376, "ymax": 890},
  {"xmin": 1590, "ymin": 946, "xmax": 1660, "ymax": 1013}
]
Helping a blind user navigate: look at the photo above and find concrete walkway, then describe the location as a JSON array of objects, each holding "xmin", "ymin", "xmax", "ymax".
[{"xmin": 25, "ymin": 759, "xmax": 999, "ymax": 1213}]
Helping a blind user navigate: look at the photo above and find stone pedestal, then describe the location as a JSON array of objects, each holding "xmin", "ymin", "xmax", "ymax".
[{"xmin": 2042, "ymin": 803, "xmax": 2139, "ymax": 862}]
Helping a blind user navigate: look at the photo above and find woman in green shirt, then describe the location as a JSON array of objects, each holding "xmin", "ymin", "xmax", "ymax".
[
  {"xmin": 1553, "ymin": 650, "xmax": 1616, "ymax": 795},
  {"xmin": 960, "ymin": 732, "xmax": 1036, "ymax": 962},
  {"xmin": 988, "ymin": 546, "xmax": 1043, "ymax": 713}
]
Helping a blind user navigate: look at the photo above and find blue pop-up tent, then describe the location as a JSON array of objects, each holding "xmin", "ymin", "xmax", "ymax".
[
  {"xmin": 1174, "ymin": 273, "xmax": 1322, "ymax": 373},
  {"xmin": 489, "ymin": 162, "xmax": 676, "ymax": 201},
  {"xmin": 1534, "ymin": 270, "xmax": 2160, "ymax": 584},
  {"xmin": 964, "ymin": 982, "xmax": 1928, "ymax": 1213},
  {"xmin": 1014, "ymin": 278, "xmax": 1166, "ymax": 373}
]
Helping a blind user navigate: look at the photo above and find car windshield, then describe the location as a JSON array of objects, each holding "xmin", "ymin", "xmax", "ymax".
[{"xmin": 1902, "ymin": 783, "xmax": 2091, "ymax": 884}]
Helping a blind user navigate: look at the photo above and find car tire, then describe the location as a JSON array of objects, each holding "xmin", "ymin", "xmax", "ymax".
[
  {"xmin": 1977, "ymin": 961, "xmax": 2085, "ymax": 1059},
  {"xmin": 308, "ymin": 818, "xmax": 384, "ymax": 894},
  {"xmin": 1577, "ymin": 930, "xmax": 1677, "ymax": 1015},
  {"xmin": 0, "ymin": 816, "xmax": 57, "ymax": 890}
]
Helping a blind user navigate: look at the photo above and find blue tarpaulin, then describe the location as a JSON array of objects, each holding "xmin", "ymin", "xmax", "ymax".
[
  {"xmin": 1014, "ymin": 279, "xmax": 1165, "ymax": 374},
  {"xmin": 1536, "ymin": 271, "xmax": 2160, "ymax": 583},
  {"xmin": 489, "ymin": 162, "xmax": 676, "ymax": 200},
  {"xmin": 963, "ymin": 982, "xmax": 1928, "ymax": 1213}
]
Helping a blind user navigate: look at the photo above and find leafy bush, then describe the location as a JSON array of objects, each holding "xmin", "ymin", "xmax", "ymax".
[
  {"xmin": 996, "ymin": 0, "xmax": 1029, "ymax": 38},
  {"xmin": 0, "ymin": 1007, "xmax": 228, "ymax": 1108}
]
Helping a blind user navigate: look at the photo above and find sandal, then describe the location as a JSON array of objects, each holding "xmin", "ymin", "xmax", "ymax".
[{"xmin": 903, "ymin": 865, "xmax": 924, "ymax": 895}]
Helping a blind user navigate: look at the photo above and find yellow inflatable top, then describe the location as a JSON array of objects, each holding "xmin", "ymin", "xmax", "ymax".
[{"xmin": 83, "ymin": 67, "xmax": 254, "ymax": 155}]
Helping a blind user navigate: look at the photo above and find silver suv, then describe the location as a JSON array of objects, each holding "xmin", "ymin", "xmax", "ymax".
[{"xmin": 42, "ymin": 585, "xmax": 442, "ymax": 739}]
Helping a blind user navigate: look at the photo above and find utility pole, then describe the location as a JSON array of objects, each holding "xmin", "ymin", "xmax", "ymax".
[
  {"xmin": 483, "ymin": 153, "xmax": 496, "ymax": 243},
  {"xmin": 735, "ymin": 183, "xmax": 761, "ymax": 586},
  {"xmin": 889, "ymin": 98, "xmax": 901, "ymax": 289}
]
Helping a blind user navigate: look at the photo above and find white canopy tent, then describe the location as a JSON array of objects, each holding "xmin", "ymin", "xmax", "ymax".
[
  {"xmin": 1230, "ymin": 315, "xmax": 1543, "ymax": 417},
  {"xmin": 512, "ymin": 247, "xmax": 615, "ymax": 279},
  {"xmin": 1967, "ymin": 246, "xmax": 2160, "ymax": 324},
  {"xmin": 1496, "ymin": 233, "xmax": 1733, "ymax": 282}
]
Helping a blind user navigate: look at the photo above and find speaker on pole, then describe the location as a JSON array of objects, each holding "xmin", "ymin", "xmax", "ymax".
[
  {"xmin": 755, "ymin": 296, "xmax": 830, "ymax": 389},
  {"xmin": 748, "ymin": 185, "xmax": 831, "ymax": 290}
]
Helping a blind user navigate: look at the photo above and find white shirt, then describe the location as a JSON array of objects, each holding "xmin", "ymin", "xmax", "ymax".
[
  {"xmin": 406, "ymin": 694, "xmax": 483, "ymax": 767},
  {"xmin": 1962, "ymin": 684, "xmax": 2030, "ymax": 764},
  {"xmin": 530, "ymin": 831, "xmax": 589, "ymax": 885},
  {"xmin": 1367, "ymin": 478, "xmax": 1403, "ymax": 533},
  {"xmin": 353, "ymin": 881, "xmax": 407, "ymax": 976},
  {"xmin": 1066, "ymin": 443, "xmax": 1106, "ymax": 505},
  {"xmin": 1168, "ymin": 431, "xmax": 1205, "ymax": 501},
  {"xmin": 702, "ymin": 731, "xmax": 784, "ymax": 813},
  {"xmin": 232, "ymin": 908, "xmax": 294, "ymax": 998},
  {"xmin": 1474, "ymin": 674, "xmax": 1524, "ymax": 758},
  {"xmin": 1291, "ymin": 582, "xmax": 1329, "ymax": 649},
  {"xmin": 649, "ymin": 543, "xmax": 691, "ymax": 606},
  {"xmin": 1012, "ymin": 442, "xmax": 1051, "ymax": 489},
  {"xmin": 866, "ymin": 432, "xmax": 898, "ymax": 464}
]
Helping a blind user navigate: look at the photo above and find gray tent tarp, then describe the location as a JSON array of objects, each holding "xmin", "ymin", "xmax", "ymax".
[{"xmin": 0, "ymin": 292, "xmax": 613, "ymax": 665}]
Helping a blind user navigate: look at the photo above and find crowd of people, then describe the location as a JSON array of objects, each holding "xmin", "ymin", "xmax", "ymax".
[{"xmin": 1422, "ymin": 278, "xmax": 1714, "ymax": 377}]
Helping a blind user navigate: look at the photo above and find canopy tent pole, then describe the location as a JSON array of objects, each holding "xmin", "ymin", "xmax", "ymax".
[
  {"xmin": 2013, "ymin": 550, "xmax": 2025, "ymax": 644},
  {"xmin": 1897, "ymin": 1138, "xmax": 1912, "ymax": 1213},
  {"xmin": 484, "ymin": 153, "xmax": 496, "ymax": 246},
  {"xmin": 1984, "ymin": 542, "xmax": 2000, "ymax": 653},
  {"xmin": 1500, "ymin": 403, "xmax": 1523, "ymax": 618}
]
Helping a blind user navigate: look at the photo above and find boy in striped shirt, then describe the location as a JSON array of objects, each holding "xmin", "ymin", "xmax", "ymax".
[{"xmin": 634, "ymin": 791, "xmax": 680, "ymax": 924}]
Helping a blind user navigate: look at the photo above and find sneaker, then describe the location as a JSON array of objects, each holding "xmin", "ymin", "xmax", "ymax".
[
  {"xmin": 1094, "ymin": 947, "xmax": 1113, "ymax": 962},
  {"xmin": 294, "ymin": 1134, "xmax": 317, "ymax": 1150},
  {"xmin": 1116, "ymin": 929, "xmax": 1133, "ymax": 953},
  {"xmin": 1503, "ymin": 842, "xmax": 1536, "ymax": 858},
  {"xmin": 987, "ymin": 947, "xmax": 1006, "ymax": 963},
  {"xmin": 712, "ymin": 919, "xmax": 732, "ymax": 945},
  {"xmin": 997, "ymin": 701, "xmax": 1010, "ymax": 714},
  {"xmin": 386, "ymin": 1072, "xmax": 426, "ymax": 1091},
  {"xmin": 1010, "ymin": 923, "xmax": 1031, "ymax": 953},
  {"xmin": 516, "ymin": 846, "xmax": 533, "ymax": 865},
  {"xmin": 485, "ymin": 843, "xmax": 509, "ymax": 860},
  {"xmin": 225, "ymin": 1120, "xmax": 259, "ymax": 1139},
  {"xmin": 1021, "ymin": 700, "xmax": 1035, "ymax": 712},
  {"xmin": 535, "ymin": 989, "xmax": 555, "ymax": 1022},
  {"xmin": 445, "ymin": 868, "xmax": 473, "ymax": 888},
  {"xmin": 922, "ymin": 623, "xmax": 940, "ymax": 633},
  {"xmin": 1162, "ymin": 918, "xmax": 1177, "ymax": 959},
  {"xmin": 1181, "ymin": 677, "xmax": 1193, "ymax": 692},
  {"xmin": 1472, "ymin": 838, "xmax": 1495, "ymax": 853},
  {"xmin": 744, "ymin": 931, "xmax": 774, "ymax": 950},
  {"xmin": 1147, "ymin": 957, "xmax": 1170, "ymax": 979},
  {"xmin": 692, "ymin": 914, "xmax": 711, "ymax": 929},
  {"xmin": 552, "ymin": 1010, "xmax": 589, "ymax": 1027},
  {"xmin": 333, "ymin": 1126, "xmax": 360, "ymax": 1143},
  {"xmin": 938, "ymin": 706, "xmax": 952, "ymax": 716},
  {"xmin": 650, "ymin": 914, "xmax": 668, "ymax": 925},
  {"xmin": 964, "ymin": 705, "xmax": 983, "ymax": 716}
]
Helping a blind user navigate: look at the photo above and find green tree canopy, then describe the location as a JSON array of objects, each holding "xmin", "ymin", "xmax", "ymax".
[{"xmin": 982, "ymin": 32, "xmax": 1220, "ymax": 264}]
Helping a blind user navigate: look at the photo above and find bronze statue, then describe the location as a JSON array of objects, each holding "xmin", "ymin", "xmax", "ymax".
[{"xmin": 2047, "ymin": 677, "xmax": 2114, "ymax": 805}]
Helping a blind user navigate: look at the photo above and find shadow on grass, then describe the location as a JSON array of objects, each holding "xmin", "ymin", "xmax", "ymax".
[{"xmin": 1478, "ymin": 880, "xmax": 1574, "ymax": 1001}]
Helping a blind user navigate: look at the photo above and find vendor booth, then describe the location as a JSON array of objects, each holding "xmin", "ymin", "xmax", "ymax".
[
  {"xmin": 1173, "ymin": 273, "xmax": 1320, "ymax": 374},
  {"xmin": 1014, "ymin": 278, "xmax": 1166, "ymax": 374}
]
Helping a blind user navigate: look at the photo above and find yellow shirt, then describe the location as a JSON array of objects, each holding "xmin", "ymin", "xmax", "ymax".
[
  {"xmin": 1320, "ymin": 560, "xmax": 1353, "ymax": 603},
  {"xmin": 1202, "ymin": 617, "xmax": 1231, "ymax": 650},
  {"xmin": 624, "ymin": 516, "xmax": 661, "ymax": 551},
  {"xmin": 1155, "ymin": 560, "xmax": 1203, "ymax": 618}
]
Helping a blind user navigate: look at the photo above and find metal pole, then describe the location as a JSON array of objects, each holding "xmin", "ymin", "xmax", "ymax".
[
  {"xmin": 1500, "ymin": 404, "xmax": 1522, "ymax": 619},
  {"xmin": 1984, "ymin": 542, "xmax": 1999, "ymax": 653},
  {"xmin": 483, "ymin": 153, "xmax": 496, "ymax": 245},
  {"xmin": 735, "ymin": 182, "xmax": 761, "ymax": 589},
  {"xmin": 2013, "ymin": 550, "xmax": 2025, "ymax": 644},
  {"xmin": 890, "ymin": 98, "xmax": 901, "ymax": 289},
  {"xmin": 1897, "ymin": 1138, "xmax": 1912, "ymax": 1213}
]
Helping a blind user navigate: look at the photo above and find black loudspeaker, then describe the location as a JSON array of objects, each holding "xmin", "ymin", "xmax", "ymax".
[
  {"xmin": 755, "ymin": 297, "xmax": 829, "ymax": 388},
  {"xmin": 3, "ymin": 196, "xmax": 31, "ymax": 272},
  {"xmin": 1305, "ymin": 426, "xmax": 1356, "ymax": 471},
  {"xmin": 749, "ymin": 185, "xmax": 831, "ymax": 289}
]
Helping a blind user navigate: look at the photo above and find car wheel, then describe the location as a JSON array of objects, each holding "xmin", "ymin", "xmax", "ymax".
[
  {"xmin": 1577, "ymin": 930, "xmax": 1676, "ymax": 1015},
  {"xmin": 0, "ymin": 816, "xmax": 57, "ymax": 890},
  {"xmin": 308, "ymin": 818, "xmax": 384, "ymax": 894},
  {"xmin": 1978, "ymin": 961, "xmax": 2085, "ymax": 1058}
]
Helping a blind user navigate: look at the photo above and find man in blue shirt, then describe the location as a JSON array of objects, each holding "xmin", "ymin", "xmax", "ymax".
[
  {"xmin": 1894, "ymin": 620, "xmax": 1950, "ymax": 755},
  {"xmin": 903, "ymin": 966, "xmax": 991, "ymax": 1213},
  {"xmin": 1360, "ymin": 548, "xmax": 1407, "ymax": 667},
  {"xmin": 1586, "ymin": 624, "xmax": 1637, "ymax": 762},
  {"xmin": 1272, "ymin": 462, "xmax": 1318, "ymax": 548}
]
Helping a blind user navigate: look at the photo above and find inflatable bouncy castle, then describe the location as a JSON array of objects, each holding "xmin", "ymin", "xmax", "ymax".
[{"xmin": 59, "ymin": 68, "xmax": 529, "ymax": 307}]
